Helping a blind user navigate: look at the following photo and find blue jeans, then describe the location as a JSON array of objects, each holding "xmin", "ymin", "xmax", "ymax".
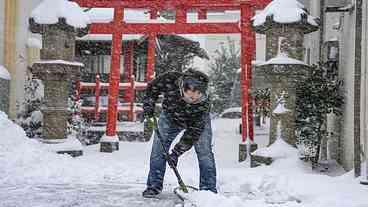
[{"xmin": 146, "ymin": 112, "xmax": 217, "ymax": 193}]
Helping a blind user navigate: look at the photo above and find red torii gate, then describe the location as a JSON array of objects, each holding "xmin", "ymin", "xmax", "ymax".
[{"xmin": 73, "ymin": 0, "xmax": 271, "ymax": 149}]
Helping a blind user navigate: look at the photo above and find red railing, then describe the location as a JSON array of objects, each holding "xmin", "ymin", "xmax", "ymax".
[{"xmin": 77, "ymin": 75, "xmax": 147, "ymax": 122}]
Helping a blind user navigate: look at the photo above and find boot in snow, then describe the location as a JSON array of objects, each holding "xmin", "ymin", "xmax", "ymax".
[{"xmin": 142, "ymin": 188, "xmax": 160, "ymax": 198}]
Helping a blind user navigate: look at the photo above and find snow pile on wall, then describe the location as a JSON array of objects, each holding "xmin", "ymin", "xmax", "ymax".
[
  {"xmin": 258, "ymin": 53, "xmax": 307, "ymax": 66},
  {"xmin": 252, "ymin": 0, "xmax": 318, "ymax": 26},
  {"xmin": 0, "ymin": 111, "xmax": 73, "ymax": 183},
  {"xmin": 30, "ymin": 0, "xmax": 90, "ymax": 28},
  {"xmin": 27, "ymin": 37, "xmax": 42, "ymax": 49},
  {"xmin": 0, "ymin": 65, "xmax": 11, "ymax": 80}
]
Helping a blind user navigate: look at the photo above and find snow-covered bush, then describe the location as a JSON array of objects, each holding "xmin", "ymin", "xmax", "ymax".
[
  {"xmin": 295, "ymin": 63, "xmax": 343, "ymax": 165},
  {"xmin": 67, "ymin": 93, "xmax": 90, "ymax": 145},
  {"xmin": 17, "ymin": 75, "xmax": 44, "ymax": 138}
]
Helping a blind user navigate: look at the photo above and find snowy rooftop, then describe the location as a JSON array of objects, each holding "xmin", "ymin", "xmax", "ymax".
[
  {"xmin": 258, "ymin": 53, "xmax": 308, "ymax": 66},
  {"xmin": 0, "ymin": 65, "xmax": 11, "ymax": 80},
  {"xmin": 252, "ymin": 0, "xmax": 318, "ymax": 27},
  {"xmin": 85, "ymin": 8, "xmax": 239, "ymax": 24},
  {"xmin": 77, "ymin": 34, "xmax": 143, "ymax": 41},
  {"xmin": 30, "ymin": 0, "xmax": 90, "ymax": 28}
]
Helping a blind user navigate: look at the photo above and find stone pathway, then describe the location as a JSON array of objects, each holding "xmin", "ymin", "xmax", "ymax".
[{"xmin": 0, "ymin": 183, "xmax": 183, "ymax": 207}]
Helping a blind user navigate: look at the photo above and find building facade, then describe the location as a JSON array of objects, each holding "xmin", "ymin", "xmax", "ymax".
[
  {"xmin": 1, "ymin": 0, "xmax": 42, "ymax": 119},
  {"xmin": 304, "ymin": 0, "xmax": 367, "ymax": 174}
]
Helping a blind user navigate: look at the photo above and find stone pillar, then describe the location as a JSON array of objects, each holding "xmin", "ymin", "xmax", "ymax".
[
  {"xmin": 279, "ymin": 27, "xmax": 305, "ymax": 61},
  {"xmin": 40, "ymin": 24, "xmax": 76, "ymax": 61},
  {"xmin": 3, "ymin": 0, "xmax": 18, "ymax": 119},
  {"xmin": 265, "ymin": 30, "xmax": 279, "ymax": 60}
]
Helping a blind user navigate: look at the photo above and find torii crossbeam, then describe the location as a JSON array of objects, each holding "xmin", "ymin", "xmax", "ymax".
[{"xmin": 73, "ymin": 0, "xmax": 272, "ymax": 152}]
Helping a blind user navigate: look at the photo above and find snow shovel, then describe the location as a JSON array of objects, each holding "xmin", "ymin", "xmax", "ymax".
[{"xmin": 152, "ymin": 117, "xmax": 198, "ymax": 199}]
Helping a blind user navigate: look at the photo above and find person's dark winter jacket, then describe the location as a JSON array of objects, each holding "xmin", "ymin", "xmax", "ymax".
[{"xmin": 143, "ymin": 69, "xmax": 210, "ymax": 156}]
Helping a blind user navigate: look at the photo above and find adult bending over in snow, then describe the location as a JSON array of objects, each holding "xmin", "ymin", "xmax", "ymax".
[{"xmin": 142, "ymin": 68, "xmax": 217, "ymax": 197}]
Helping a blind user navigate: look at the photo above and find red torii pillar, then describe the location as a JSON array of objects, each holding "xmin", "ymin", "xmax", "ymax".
[
  {"xmin": 101, "ymin": 7, "xmax": 124, "ymax": 152},
  {"xmin": 146, "ymin": 33, "xmax": 156, "ymax": 82},
  {"xmin": 239, "ymin": 0, "xmax": 271, "ymax": 161}
]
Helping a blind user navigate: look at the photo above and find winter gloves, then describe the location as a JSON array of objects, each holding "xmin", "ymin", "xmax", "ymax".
[{"xmin": 143, "ymin": 108, "xmax": 155, "ymax": 129}]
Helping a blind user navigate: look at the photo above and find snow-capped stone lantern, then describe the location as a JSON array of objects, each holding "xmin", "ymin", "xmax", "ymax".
[
  {"xmin": 252, "ymin": 0, "xmax": 318, "ymax": 146},
  {"xmin": 29, "ymin": 0, "xmax": 90, "ymax": 157},
  {"xmin": 0, "ymin": 65, "xmax": 11, "ymax": 114}
]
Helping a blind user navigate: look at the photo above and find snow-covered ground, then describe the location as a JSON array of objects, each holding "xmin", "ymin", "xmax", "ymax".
[{"xmin": 1, "ymin": 111, "xmax": 367, "ymax": 207}]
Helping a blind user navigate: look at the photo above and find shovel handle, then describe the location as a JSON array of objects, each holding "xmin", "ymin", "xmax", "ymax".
[{"xmin": 152, "ymin": 117, "xmax": 189, "ymax": 193}]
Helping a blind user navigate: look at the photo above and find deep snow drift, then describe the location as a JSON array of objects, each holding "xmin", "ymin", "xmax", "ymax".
[{"xmin": 0, "ymin": 112, "xmax": 367, "ymax": 207}]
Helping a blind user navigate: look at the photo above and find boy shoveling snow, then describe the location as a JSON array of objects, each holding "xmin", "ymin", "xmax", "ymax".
[{"xmin": 142, "ymin": 69, "xmax": 217, "ymax": 197}]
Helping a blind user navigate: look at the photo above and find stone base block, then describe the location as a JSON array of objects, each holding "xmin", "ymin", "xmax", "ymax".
[
  {"xmin": 40, "ymin": 137, "xmax": 83, "ymax": 157},
  {"xmin": 239, "ymin": 143, "xmax": 258, "ymax": 162},
  {"xmin": 360, "ymin": 180, "xmax": 368, "ymax": 185},
  {"xmin": 57, "ymin": 150, "xmax": 83, "ymax": 157},
  {"xmin": 251, "ymin": 155, "xmax": 273, "ymax": 168},
  {"xmin": 100, "ymin": 141, "xmax": 119, "ymax": 153}
]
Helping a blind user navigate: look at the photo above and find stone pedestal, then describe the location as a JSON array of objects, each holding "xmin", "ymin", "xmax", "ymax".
[
  {"xmin": 361, "ymin": 180, "xmax": 368, "ymax": 185},
  {"xmin": 251, "ymin": 155, "xmax": 273, "ymax": 168},
  {"xmin": 100, "ymin": 135, "xmax": 120, "ymax": 153},
  {"xmin": 32, "ymin": 62, "xmax": 82, "ymax": 141},
  {"xmin": 239, "ymin": 143, "xmax": 258, "ymax": 162},
  {"xmin": 0, "ymin": 78, "xmax": 10, "ymax": 114}
]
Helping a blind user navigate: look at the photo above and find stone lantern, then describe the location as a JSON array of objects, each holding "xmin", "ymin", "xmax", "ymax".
[
  {"xmin": 0, "ymin": 65, "xmax": 11, "ymax": 114},
  {"xmin": 257, "ymin": 53, "xmax": 310, "ymax": 146},
  {"xmin": 252, "ymin": 0, "xmax": 319, "ymax": 146},
  {"xmin": 29, "ymin": 0, "xmax": 90, "ymax": 156}
]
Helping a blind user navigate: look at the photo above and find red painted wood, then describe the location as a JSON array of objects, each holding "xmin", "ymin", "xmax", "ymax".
[
  {"xmin": 90, "ymin": 22, "xmax": 240, "ymax": 34},
  {"xmin": 146, "ymin": 33, "xmax": 156, "ymax": 81},
  {"xmin": 248, "ymin": 16, "xmax": 256, "ymax": 142},
  {"xmin": 198, "ymin": 9, "xmax": 207, "ymax": 20},
  {"xmin": 123, "ymin": 42, "xmax": 134, "ymax": 103},
  {"xmin": 176, "ymin": 7, "xmax": 187, "ymax": 24},
  {"xmin": 76, "ymin": 80, "xmax": 81, "ymax": 101},
  {"xmin": 95, "ymin": 75, "xmax": 101, "ymax": 121},
  {"xmin": 74, "ymin": 0, "xmax": 267, "ymax": 9},
  {"xmin": 240, "ymin": 3, "xmax": 253, "ymax": 143},
  {"xmin": 106, "ymin": 7, "xmax": 124, "ymax": 137},
  {"xmin": 150, "ymin": 8, "xmax": 158, "ymax": 19},
  {"xmin": 129, "ymin": 75, "xmax": 135, "ymax": 121}
]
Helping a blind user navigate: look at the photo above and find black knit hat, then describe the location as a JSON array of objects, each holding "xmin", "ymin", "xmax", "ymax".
[{"xmin": 182, "ymin": 69, "xmax": 209, "ymax": 94}]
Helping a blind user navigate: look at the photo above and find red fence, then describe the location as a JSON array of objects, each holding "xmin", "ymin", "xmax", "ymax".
[{"xmin": 77, "ymin": 75, "xmax": 147, "ymax": 122}]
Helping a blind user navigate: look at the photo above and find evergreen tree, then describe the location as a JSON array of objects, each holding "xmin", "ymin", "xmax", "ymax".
[
  {"xmin": 208, "ymin": 37, "xmax": 241, "ymax": 114},
  {"xmin": 295, "ymin": 62, "xmax": 344, "ymax": 165}
]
